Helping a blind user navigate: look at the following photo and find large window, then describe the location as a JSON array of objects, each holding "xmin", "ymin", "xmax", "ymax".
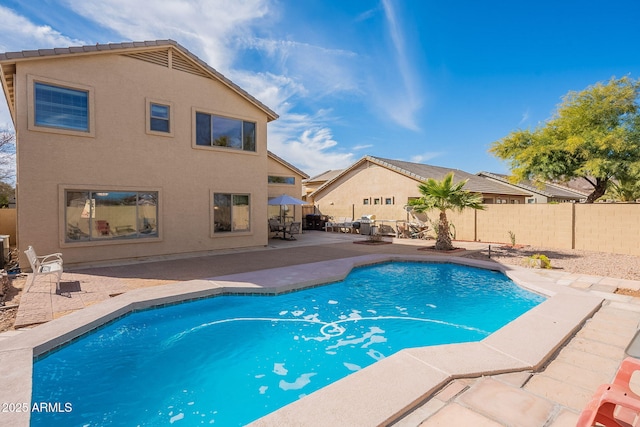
[
  {"xmin": 213, "ymin": 193, "xmax": 250, "ymax": 232},
  {"xmin": 35, "ymin": 82, "xmax": 89, "ymax": 132},
  {"xmin": 196, "ymin": 112, "xmax": 256, "ymax": 151},
  {"xmin": 65, "ymin": 190, "xmax": 158, "ymax": 242}
]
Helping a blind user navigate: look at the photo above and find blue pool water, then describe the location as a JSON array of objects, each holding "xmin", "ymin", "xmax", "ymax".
[{"xmin": 31, "ymin": 262, "xmax": 544, "ymax": 426}]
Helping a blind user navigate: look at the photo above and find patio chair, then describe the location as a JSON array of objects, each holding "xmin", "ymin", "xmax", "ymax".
[
  {"xmin": 24, "ymin": 246, "xmax": 64, "ymax": 294},
  {"xmin": 287, "ymin": 222, "xmax": 301, "ymax": 240},
  {"xmin": 269, "ymin": 218, "xmax": 284, "ymax": 238},
  {"xmin": 95, "ymin": 220, "xmax": 111, "ymax": 236},
  {"xmin": 577, "ymin": 357, "xmax": 640, "ymax": 426}
]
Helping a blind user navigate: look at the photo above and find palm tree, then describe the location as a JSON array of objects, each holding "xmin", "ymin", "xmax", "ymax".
[{"xmin": 409, "ymin": 172, "xmax": 485, "ymax": 250}]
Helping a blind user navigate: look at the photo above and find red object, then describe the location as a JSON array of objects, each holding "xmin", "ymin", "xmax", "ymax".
[{"xmin": 577, "ymin": 357, "xmax": 640, "ymax": 427}]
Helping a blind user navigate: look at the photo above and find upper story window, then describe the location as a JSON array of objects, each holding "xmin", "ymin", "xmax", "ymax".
[
  {"xmin": 268, "ymin": 176, "xmax": 295, "ymax": 185},
  {"xmin": 146, "ymin": 98, "xmax": 174, "ymax": 137},
  {"xmin": 28, "ymin": 75, "xmax": 95, "ymax": 137},
  {"xmin": 35, "ymin": 82, "xmax": 89, "ymax": 132},
  {"xmin": 150, "ymin": 104, "xmax": 170, "ymax": 132},
  {"xmin": 195, "ymin": 112, "xmax": 256, "ymax": 151}
]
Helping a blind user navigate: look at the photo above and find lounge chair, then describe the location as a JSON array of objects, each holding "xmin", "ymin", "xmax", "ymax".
[
  {"xmin": 24, "ymin": 246, "xmax": 64, "ymax": 294},
  {"xmin": 577, "ymin": 357, "xmax": 640, "ymax": 426}
]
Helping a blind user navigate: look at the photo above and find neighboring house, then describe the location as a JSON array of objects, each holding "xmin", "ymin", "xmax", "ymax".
[
  {"xmin": 267, "ymin": 151, "xmax": 309, "ymax": 223},
  {"xmin": 307, "ymin": 156, "xmax": 531, "ymax": 220},
  {"xmin": 478, "ymin": 172, "xmax": 588, "ymax": 203},
  {"xmin": 302, "ymin": 169, "xmax": 344, "ymax": 201},
  {"xmin": 0, "ymin": 40, "xmax": 279, "ymax": 265}
]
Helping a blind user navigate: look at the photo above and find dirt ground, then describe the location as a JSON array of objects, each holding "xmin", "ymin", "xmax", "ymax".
[{"xmin": 0, "ymin": 274, "xmax": 26, "ymax": 332}]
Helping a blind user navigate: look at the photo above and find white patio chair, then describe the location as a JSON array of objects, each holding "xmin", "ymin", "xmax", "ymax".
[{"xmin": 24, "ymin": 246, "xmax": 63, "ymax": 294}]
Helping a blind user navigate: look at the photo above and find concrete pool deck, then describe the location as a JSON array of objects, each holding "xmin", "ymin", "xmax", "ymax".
[{"xmin": 2, "ymin": 231, "xmax": 640, "ymax": 426}]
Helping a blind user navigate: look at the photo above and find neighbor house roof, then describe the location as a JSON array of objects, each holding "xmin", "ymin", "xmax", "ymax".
[
  {"xmin": 309, "ymin": 156, "xmax": 531, "ymax": 198},
  {"xmin": 303, "ymin": 169, "xmax": 345, "ymax": 184},
  {"xmin": 267, "ymin": 151, "xmax": 309, "ymax": 179},
  {"xmin": 0, "ymin": 39, "xmax": 278, "ymax": 124},
  {"xmin": 478, "ymin": 172, "xmax": 588, "ymax": 200}
]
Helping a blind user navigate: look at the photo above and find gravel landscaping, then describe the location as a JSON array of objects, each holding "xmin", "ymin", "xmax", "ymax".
[{"xmin": 465, "ymin": 245, "xmax": 640, "ymax": 281}]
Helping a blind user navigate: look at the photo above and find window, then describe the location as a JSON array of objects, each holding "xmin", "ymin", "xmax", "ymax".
[
  {"xmin": 146, "ymin": 99, "xmax": 173, "ymax": 137},
  {"xmin": 268, "ymin": 176, "xmax": 295, "ymax": 185},
  {"xmin": 35, "ymin": 82, "xmax": 89, "ymax": 131},
  {"xmin": 374, "ymin": 198, "xmax": 380, "ymax": 205},
  {"xmin": 65, "ymin": 191, "xmax": 158, "ymax": 242},
  {"xmin": 363, "ymin": 198, "xmax": 370, "ymax": 205},
  {"xmin": 196, "ymin": 112, "xmax": 256, "ymax": 151},
  {"xmin": 214, "ymin": 193, "xmax": 250, "ymax": 232},
  {"xmin": 385, "ymin": 198, "xmax": 393, "ymax": 205},
  {"xmin": 150, "ymin": 104, "xmax": 170, "ymax": 132}
]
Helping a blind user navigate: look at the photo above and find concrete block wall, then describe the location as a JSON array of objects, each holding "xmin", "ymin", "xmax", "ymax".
[
  {"xmin": 472, "ymin": 204, "xmax": 573, "ymax": 249},
  {"xmin": 574, "ymin": 204, "xmax": 639, "ymax": 255}
]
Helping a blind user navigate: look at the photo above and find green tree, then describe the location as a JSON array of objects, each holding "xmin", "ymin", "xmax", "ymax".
[
  {"xmin": 606, "ymin": 162, "xmax": 640, "ymax": 201},
  {"xmin": 409, "ymin": 172, "xmax": 485, "ymax": 250},
  {"xmin": 0, "ymin": 181, "xmax": 14, "ymax": 208},
  {"xmin": 490, "ymin": 77, "xmax": 640, "ymax": 203}
]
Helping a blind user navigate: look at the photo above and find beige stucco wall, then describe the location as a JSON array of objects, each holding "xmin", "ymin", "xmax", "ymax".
[
  {"xmin": 311, "ymin": 161, "xmax": 527, "ymax": 221},
  {"xmin": 13, "ymin": 51, "xmax": 272, "ymax": 265},
  {"xmin": 312, "ymin": 162, "xmax": 419, "ymax": 221}
]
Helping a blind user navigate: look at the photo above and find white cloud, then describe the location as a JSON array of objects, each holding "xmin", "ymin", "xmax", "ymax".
[
  {"xmin": 65, "ymin": 0, "xmax": 269, "ymax": 72},
  {"xmin": 353, "ymin": 144, "xmax": 373, "ymax": 151},
  {"xmin": 375, "ymin": 0, "xmax": 422, "ymax": 131},
  {"xmin": 0, "ymin": 6, "xmax": 87, "ymax": 131},
  {"xmin": 0, "ymin": 6, "xmax": 86, "ymax": 53},
  {"xmin": 268, "ymin": 113, "xmax": 354, "ymax": 176},
  {"xmin": 518, "ymin": 108, "xmax": 530, "ymax": 125},
  {"xmin": 241, "ymin": 37, "xmax": 361, "ymax": 99},
  {"xmin": 409, "ymin": 152, "xmax": 442, "ymax": 164}
]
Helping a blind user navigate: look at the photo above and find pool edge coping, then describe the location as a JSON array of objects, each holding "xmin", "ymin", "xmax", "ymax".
[{"xmin": 0, "ymin": 254, "xmax": 603, "ymax": 426}]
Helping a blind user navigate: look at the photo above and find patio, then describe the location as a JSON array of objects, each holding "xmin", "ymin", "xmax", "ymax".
[{"xmin": 1, "ymin": 231, "xmax": 640, "ymax": 426}]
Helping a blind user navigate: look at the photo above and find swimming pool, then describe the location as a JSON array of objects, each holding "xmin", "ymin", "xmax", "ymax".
[{"xmin": 31, "ymin": 261, "xmax": 544, "ymax": 426}]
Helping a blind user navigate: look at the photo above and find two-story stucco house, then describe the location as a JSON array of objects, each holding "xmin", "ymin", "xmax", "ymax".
[{"xmin": 0, "ymin": 40, "xmax": 279, "ymax": 266}]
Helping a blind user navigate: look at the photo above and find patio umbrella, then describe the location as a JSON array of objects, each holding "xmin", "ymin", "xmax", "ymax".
[{"xmin": 268, "ymin": 194, "xmax": 306, "ymax": 223}]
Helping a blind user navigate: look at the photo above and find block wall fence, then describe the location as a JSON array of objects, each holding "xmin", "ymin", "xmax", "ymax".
[
  {"xmin": 0, "ymin": 209, "xmax": 16, "ymax": 249},
  {"xmin": 0, "ymin": 205, "xmax": 638, "ymax": 256},
  {"xmin": 447, "ymin": 204, "xmax": 639, "ymax": 256}
]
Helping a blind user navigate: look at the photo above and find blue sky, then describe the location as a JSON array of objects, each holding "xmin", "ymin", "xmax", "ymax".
[{"xmin": 1, "ymin": 0, "xmax": 640, "ymax": 177}]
